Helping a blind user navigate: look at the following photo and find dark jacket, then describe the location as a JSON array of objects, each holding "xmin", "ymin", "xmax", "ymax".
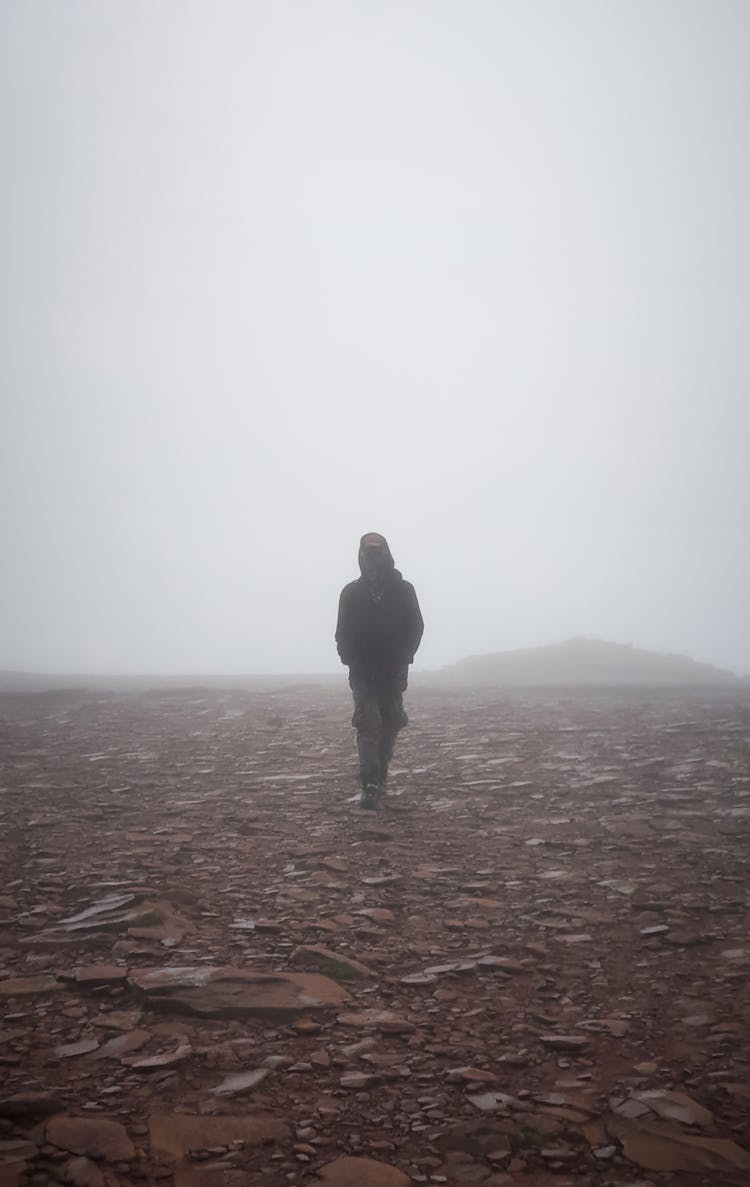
[{"xmin": 336, "ymin": 537, "xmax": 424, "ymax": 676}]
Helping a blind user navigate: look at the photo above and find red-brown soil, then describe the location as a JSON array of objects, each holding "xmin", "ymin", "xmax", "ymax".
[{"xmin": 1, "ymin": 685, "xmax": 749, "ymax": 1187}]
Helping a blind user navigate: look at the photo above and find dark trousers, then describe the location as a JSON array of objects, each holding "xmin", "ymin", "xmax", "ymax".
[{"xmin": 349, "ymin": 669, "xmax": 408, "ymax": 790}]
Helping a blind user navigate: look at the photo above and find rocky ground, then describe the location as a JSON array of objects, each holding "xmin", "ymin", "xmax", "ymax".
[{"xmin": 1, "ymin": 684, "xmax": 749, "ymax": 1187}]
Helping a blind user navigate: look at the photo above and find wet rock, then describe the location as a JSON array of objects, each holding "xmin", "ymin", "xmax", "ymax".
[
  {"xmin": 129, "ymin": 966, "xmax": 349, "ymax": 1019},
  {"xmin": 46, "ymin": 1118, "xmax": 136, "ymax": 1162}
]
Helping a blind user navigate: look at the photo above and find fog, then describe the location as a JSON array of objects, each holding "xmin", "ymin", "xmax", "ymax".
[{"xmin": 2, "ymin": 1, "xmax": 748, "ymax": 677}]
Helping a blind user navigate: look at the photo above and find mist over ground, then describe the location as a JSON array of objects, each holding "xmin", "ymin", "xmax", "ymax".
[{"xmin": 2, "ymin": 2, "xmax": 748, "ymax": 677}]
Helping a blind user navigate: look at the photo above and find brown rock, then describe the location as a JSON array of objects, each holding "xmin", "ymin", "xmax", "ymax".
[
  {"xmin": 466, "ymin": 1091, "xmax": 532, "ymax": 1114},
  {"xmin": 632, "ymin": 1089, "xmax": 713, "ymax": 1127},
  {"xmin": 73, "ymin": 965, "xmax": 129, "ymax": 987},
  {"xmin": 538, "ymin": 1034, "xmax": 590, "ymax": 1051},
  {"xmin": 607, "ymin": 1115, "xmax": 750, "ymax": 1173},
  {"xmin": 337, "ymin": 1010, "xmax": 415, "ymax": 1034},
  {"xmin": 316, "ymin": 1156, "xmax": 411, "ymax": 1186},
  {"xmin": 148, "ymin": 1114, "xmax": 289, "ymax": 1160},
  {"xmin": 123, "ymin": 1042, "xmax": 192, "ymax": 1070},
  {"xmin": 209, "ymin": 1069, "xmax": 270, "ymax": 1096},
  {"xmin": 340, "ymin": 1071, "xmax": 378, "ymax": 1089},
  {"xmin": 0, "ymin": 975, "xmax": 59, "ymax": 996},
  {"xmin": 90, "ymin": 1010, "xmax": 143, "ymax": 1031},
  {"xmin": 62, "ymin": 1155, "xmax": 105, "ymax": 1186},
  {"xmin": 0, "ymin": 1162, "xmax": 26, "ymax": 1187},
  {"xmin": 292, "ymin": 945, "xmax": 373, "ymax": 980},
  {"xmin": 93, "ymin": 1029, "xmax": 151, "ymax": 1060},
  {"xmin": 447, "ymin": 1067, "xmax": 497, "ymax": 1084},
  {"xmin": 0, "ymin": 1092, "xmax": 65, "ymax": 1120},
  {"xmin": 54, "ymin": 1038, "xmax": 100, "ymax": 1059},
  {"xmin": 46, "ymin": 1118, "xmax": 136, "ymax": 1162},
  {"xmin": 476, "ymin": 955, "xmax": 526, "ymax": 973},
  {"xmin": 0, "ymin": 1141, "xmax": 38, "ymax": 1160},
  {"xmin": 129, "ymin": 966, "xmax": 349, "ymax": 1019},
  {"xmin": 173, "ymin": 1170, "xmax": 252, "ymax": 1187}
]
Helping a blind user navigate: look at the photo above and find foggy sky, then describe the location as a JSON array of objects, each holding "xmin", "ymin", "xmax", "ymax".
[{"xmin": 2, "ymin": 1, "xmax": 749, "ymax": 676}]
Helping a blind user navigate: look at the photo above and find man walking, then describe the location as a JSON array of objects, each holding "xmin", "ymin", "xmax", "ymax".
[{"xmin": 336, "ymin": 533, "xmax": 424, "ymax": 809}]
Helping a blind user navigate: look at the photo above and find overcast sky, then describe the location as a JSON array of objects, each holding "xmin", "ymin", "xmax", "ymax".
[{"xmin": 2, "ymin": 1, "xmax": 748, "ymax": 676}]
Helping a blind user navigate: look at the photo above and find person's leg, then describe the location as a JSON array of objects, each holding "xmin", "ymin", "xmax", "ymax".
[
  {"xmin": 349, "ymin": 673, "xmax": 382, "ymax": 805},
  {"xmin": 377, "ymin": 669, "xmax": 409, "ymax": 795}
]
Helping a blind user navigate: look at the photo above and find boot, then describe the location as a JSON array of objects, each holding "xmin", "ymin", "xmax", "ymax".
[{"xmin": 359, "ymin": 783, "xmax": 380, "ymax": 810}]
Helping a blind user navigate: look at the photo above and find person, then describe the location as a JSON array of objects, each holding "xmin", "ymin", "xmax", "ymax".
[{"xmin": 335, "ymin": 533, "xmax": 424, "ymax": 809}]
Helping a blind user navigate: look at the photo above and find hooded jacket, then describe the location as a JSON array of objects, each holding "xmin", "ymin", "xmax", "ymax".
[{"xmin": 336, "ymin": 535, "xmax": 424, "ymax": 676}]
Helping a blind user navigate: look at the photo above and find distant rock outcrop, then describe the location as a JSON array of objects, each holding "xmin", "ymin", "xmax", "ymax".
[{"xmin": 426, "ymin": 637, "xmax": 739, "ymax": 688}]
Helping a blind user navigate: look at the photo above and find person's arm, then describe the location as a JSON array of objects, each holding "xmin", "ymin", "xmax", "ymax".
[
  {"xmin": 335, "ymin": 586, "xmax": 354, "ymax": 665},
  {"xmin": 403, "ymin": 583, "xmax": 424, "ymax": 663}
]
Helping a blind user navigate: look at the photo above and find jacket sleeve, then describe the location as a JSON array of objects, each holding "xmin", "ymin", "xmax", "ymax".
[
  {"xmin": 335, "ymin": 586, "xmax": 354, "ymax": 665},
  {"xmin": 403, "ymin": 584, "xmax": 424, "ymax": 663}
]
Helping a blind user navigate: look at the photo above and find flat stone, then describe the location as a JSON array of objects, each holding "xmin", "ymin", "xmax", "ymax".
[
  {"xmin": 123, "ymin": 1042, "xmax": 192, "ymax": 1070},
  {"xmin": 336, "ymin": 1010, "xmax": 415, "ymax": 1034},
  {"xmin": 476, "ymin": 956, "xmax": 525, "ymax": 973},
  {"xmin": 316, "ymin": 1156, "xmax": 411, "ymax": 1186},
  {"xmin": 55, "ymin": 1038, "xmax": 100, "ymax": 1059},
  {"xmin": 90, "ymin": 1010, "xmax": 143, "ymax": 1031},
  {"xmin": 291, "ymin": 945, "xmax": 373, "ymax": 980},
  {"xmin": 538, "ymin": 1034, "xmax": 590, "ymax": 1050},
  {"xmin": 129, "ymin": 966, "xmax": 349, "ymax": 1019},
  {"xmin": 93, "ymin": 1029, "xmax": 151, "ymax": 1060},
  {"xmin": 149, "ymin": 1114, "xmax": 289, "ymax": 1160},
  {"xmin": 607, "ymin": 1116, "xmax": 750, "ymax": 1173},
  {"xmin": 46, "ymin": 1117, "xmax": 136, "ymax": 1162},
  {"xmin": 209, "ymin": 1069, "xmax": 270, "ymax": 1096},
  {"xmin": 0, "ymin": 1092, "xmax": 65, "ymax": 1120},
  {"xmin": 340, "ymin": 1071, "xmax": 378, "ymax": 1089},
  {"xmin": 632, "ymin": 1089, "xmax": 713, "ymax": 1128},
  {"xmin": 73, "ymin": 965, "xmax": 129, "ymax": 987},
  {"xmin": 0, "ymin": 975, "xmax": 59, "ymax": 996},
  {"xmin": 52, "ymin": 896, "xmax": 193, "ymax": 942},
  {"xmin": 467, "ymin": 1091, "xmax": 532, "ymax": 1114},
  {"xmin": 447, "ymin": 1067, "xmax": 497, "ymax": 1084}
]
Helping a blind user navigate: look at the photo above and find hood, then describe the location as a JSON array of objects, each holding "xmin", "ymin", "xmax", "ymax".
[{"xmin": 358, "ymin": 532, "xmax": 396, "ymax": 577}]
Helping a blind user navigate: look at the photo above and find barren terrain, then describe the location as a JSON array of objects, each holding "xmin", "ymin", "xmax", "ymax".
[{"xmin": 1, "ymin": 685, "xmax": 749, "ymax": 1187}]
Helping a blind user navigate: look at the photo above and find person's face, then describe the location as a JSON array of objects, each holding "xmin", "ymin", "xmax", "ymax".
[{"xmin": 362, "ymin": 546, "xmax": 387, "ymax": 582}]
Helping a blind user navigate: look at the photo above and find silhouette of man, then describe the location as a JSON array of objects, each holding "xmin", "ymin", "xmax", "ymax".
[{"xmin": 336, "ymin": 533, "xmax": 424, "ymax": 809}]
